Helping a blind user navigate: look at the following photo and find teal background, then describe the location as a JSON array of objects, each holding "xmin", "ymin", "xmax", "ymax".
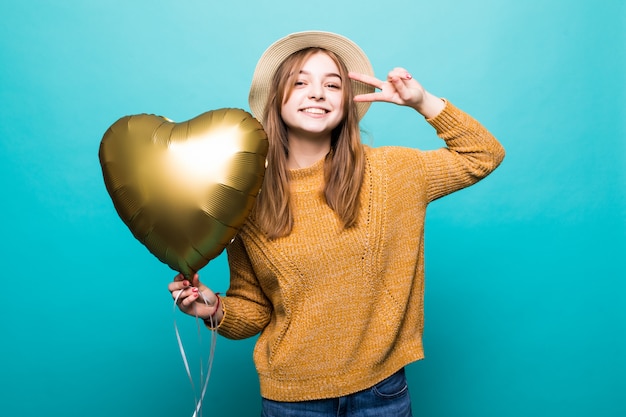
[{"xmin": 1, "ymin": 0, "xmax": 624, "ymax": 416}]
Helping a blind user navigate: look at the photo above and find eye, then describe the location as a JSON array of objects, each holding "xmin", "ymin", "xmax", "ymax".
[{"xmin": 326, "ymin": 77, "xmax": 342, "ymax": 89}]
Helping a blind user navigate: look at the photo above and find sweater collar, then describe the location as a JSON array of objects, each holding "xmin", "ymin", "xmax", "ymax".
[{"xmin": 288, "ymin": 157, "xmax": 325, "ymax": 193}]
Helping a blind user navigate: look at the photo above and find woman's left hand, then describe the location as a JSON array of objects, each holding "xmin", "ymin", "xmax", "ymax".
[{"xmin": 349, "ymin": 68, "xmax": 444, "ymax": 118}]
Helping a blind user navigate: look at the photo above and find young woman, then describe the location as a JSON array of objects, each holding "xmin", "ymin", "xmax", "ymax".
[{"xmin": 168, "ymin": 31, "xmax": 505, "ymax": 416}]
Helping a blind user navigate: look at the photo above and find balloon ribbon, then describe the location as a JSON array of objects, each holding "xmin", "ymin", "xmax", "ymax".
[{"xmin": 173, "ymin": 291, "xmax": 217, "ymax": 417}]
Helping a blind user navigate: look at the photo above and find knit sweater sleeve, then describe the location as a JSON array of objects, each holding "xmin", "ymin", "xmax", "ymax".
[
  {"xmin": 217, "ymin": 234, "xmax": 272, "ymax": 339},
  {"xmin": 421, "ymin": 100, "xmax": 505, "ymax": 201}
]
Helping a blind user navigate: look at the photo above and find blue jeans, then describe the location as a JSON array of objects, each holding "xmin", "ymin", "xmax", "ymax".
[{"xmin": 261, "ymin": 368, "xmax": 413, "ymax": 417}]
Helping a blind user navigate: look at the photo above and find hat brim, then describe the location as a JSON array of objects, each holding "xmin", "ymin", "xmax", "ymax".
[{"xmin": 248, "ymin": 31, "xmax": 375, "ymax": 124}]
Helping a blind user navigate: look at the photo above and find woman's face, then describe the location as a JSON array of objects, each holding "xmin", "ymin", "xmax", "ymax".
[{"xmin": 280, "ymin": 51, "xmax": 345, "ymax": 140}]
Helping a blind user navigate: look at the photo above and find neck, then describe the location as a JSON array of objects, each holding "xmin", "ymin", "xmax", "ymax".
[{"xmin": 287, "ymin": 132, "xmax": 331, "ymax": 169}]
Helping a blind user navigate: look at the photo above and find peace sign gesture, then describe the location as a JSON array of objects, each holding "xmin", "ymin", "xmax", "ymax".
[{"xmin": 349, "ymin": 68, "xmax": 445, "ymax": 119}]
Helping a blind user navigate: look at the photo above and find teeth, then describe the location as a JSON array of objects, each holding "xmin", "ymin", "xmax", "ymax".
[{"xmin": 302, "ymin": 108, "xmax": 326, "ymax": 114}]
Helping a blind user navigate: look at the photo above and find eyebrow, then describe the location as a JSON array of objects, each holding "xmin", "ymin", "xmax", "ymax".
[{"xmin": 298, "ymin": 70, "xmax": 342, "ymax": 79}]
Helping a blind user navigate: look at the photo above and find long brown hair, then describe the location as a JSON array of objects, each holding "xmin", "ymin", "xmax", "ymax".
[{"xmin": 254, "ymin": 48, "xmax": 366, "ymax": 239}]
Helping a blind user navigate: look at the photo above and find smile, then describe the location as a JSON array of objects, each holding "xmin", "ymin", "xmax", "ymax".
[{"xmin": 301, "ymin": 108, "xmax": 328, "ymax": 115}]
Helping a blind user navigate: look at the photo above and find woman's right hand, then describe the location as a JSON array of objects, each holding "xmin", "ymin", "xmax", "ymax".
[
  {"xmin": 168, "ymin": 273, "xmax": 221, "ymax": 322},
  {"xmin": 349, "ymin": 68, "xmax": 445, "ymax": 118}
]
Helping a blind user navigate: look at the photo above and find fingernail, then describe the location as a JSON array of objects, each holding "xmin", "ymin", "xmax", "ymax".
[
  {"xmin": 183, "ymin": 280, "xmax": 190, "ymax": 286},
  {"xmin": 405, "ymin": 73, "xmax": 412, "ymax": 80},
  {"xmin": 192, "ymin": 287, "xmax": 198, "ymax": 293}
]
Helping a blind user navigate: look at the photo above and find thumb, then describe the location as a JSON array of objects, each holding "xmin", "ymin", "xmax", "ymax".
[
  {"xmin": 191, "ymin": 273, "xmax": 211, "ymax": 293},
  {"xmin": 190, "ymin": 273, "xmax": 201, "ymax": 288}
]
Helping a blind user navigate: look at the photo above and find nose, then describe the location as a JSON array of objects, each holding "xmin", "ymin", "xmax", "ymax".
[{"xmin": 308, "ymin": 83, "xmax": 325, "ymax": 100}]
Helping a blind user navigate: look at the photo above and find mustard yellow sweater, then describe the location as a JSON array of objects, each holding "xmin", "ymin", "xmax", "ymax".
[{"xmin": 217, "ymin": 101, "xmax": 505, "ymax": 401}]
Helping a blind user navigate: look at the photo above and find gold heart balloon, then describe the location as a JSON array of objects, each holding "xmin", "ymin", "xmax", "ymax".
[{"xmin": 99, "ymin": 108, "xmax": 268, "ymax": 279}]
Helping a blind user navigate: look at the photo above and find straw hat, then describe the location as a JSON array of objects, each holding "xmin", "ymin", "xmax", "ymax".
[{"xmin": 248, "ymin": 31, "xmax": 375, "ymax": 124}]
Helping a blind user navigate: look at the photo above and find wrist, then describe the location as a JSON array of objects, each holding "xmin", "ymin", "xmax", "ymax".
[
  {"xmin": 203, "ymin": 293, "xmax": 222, "ymax": 325},
  {"xmin": 414, "ymin": 92, "xmax": 445, "ymax": 119}
]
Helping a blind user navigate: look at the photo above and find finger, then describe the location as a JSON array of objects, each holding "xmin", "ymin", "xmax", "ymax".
[
  {"xmin": 190, "ymin": 273, "xmax": 200, "ymax": 288},
  {"xmin": 348, "ymin": 71, "xmax": 384, "ymax": 89},
  {"xmin": 387, "ymin": 75, "xmax": 412, "ymax": 86},
  {"xmin": 168, "ymin": 279, "xmax": 190, "ymax": 292},
  {"xmin": 173, "ymin": 286, "xmax": 194, "ymax": 304},
  {"xmin": 389, "ymin": 76, "xmax": 411, "ymax": 93},
  {"xmin": 396, "ymin": 78, "xmax": 424, "ymax": 103},
  {"xmin": 179, "ymin": 288, "xmax": 200, "ymax": 308},
  {"xmin": 353, "ymin": 92, "xmax": 388, "ymax": 103},
  {"xmin": 387, "ymin": 67, "xmax": 412, "ymax": 81},
  {"xmin": 172, "ymin": 285, "xmax": 193, "ymax": 301}
]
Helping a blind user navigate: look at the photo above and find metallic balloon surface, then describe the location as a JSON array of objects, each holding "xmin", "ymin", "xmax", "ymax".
[{"xmin": 99, "ymin": 108, "xmax": 268, "ymax": 278}]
